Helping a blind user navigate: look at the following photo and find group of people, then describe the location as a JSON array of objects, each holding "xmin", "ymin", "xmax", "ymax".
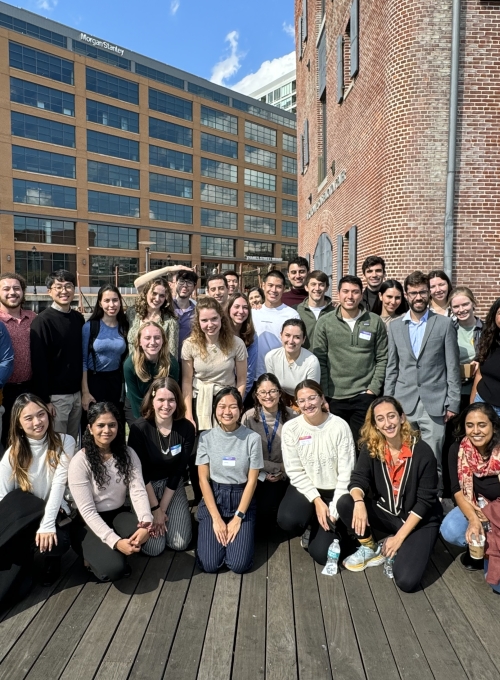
[{"xmin": 1, "ymin": 252, "xmax": 499, "ymax": 604}]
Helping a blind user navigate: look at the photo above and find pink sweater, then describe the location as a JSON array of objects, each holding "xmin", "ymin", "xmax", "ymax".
[{"xmin": 68, "ymin": 447, "xmax": 153, "ymax": 549}]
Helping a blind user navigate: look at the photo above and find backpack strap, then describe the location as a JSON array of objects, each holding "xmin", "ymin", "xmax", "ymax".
[{"xmin": 88, "ymin": 318, "xmax": 101, "ymax": 375}]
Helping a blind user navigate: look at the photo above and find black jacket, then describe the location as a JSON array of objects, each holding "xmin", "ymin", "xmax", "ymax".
[{"xmin": 349, "ymin": 438, "xmax": 442, "ymax": 526}]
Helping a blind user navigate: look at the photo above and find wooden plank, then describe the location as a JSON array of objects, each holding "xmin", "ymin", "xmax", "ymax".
[
  {"xmin": 164, "ymin": 566, "xmax": 217, "ymax": 680},
  {"xmin": 289, "ymin": 538, "xmax": 331, "ymax": 680},
  {"xmin": 196, "ymin": 570, "xmax": 241, "ymax": 680},
  {"xmin": 60, "ymin": 554, "xmax": 149, "ymax": 680},
  {"xmin": 342, "ymin": 569, "xmax": 400, "ymax": 680},
  {"xmin": 266, "ymin": 535, "xmax": 297, "ymax": 680},
  {"xmin": 232, "ymin": 542, "xmax": 267, "ymax": 680},
  {"xmin": 365, "ymin": 567, "xmax": 433, "ymax": 680},
  {"xmin": 315, "ymin": 562, "xmax": 365, "ymax": 680},
  {"xmin": 128, "ymin": 551, "xmax": 195, "ymax": 680},
  {"xmin": 94, "ymin": 551, "xmax": 173, "ymax": 680}
]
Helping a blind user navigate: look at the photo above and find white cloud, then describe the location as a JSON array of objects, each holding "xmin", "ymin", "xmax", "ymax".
[
  {"xmin": 170, "ymin": 0, "xmax": 180, "ymax": 15},
  {"xmin": 36, "ymin": 0, "xmax": 58, "ymax": 10},
  {"xmin": 231, "ymin": 52, "xmax": 295, "ymax": 95},
  {"xmin": 282, "ymin": 21, "xmax": 295, "ymax": 39},
  {"xmin": 210, "ymin": 31, "xmax": 242, "ymax": 86}
]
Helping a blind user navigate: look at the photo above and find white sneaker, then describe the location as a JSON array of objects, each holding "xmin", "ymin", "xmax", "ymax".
[
  {"xmin": 300, "ymin": 528, "xmax": 311, "ymax": 549},
  {"xmin": 343, "ymin": 544, "xmax": 385, "ymax": 572}
]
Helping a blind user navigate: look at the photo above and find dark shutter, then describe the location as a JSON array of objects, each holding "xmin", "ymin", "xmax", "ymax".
[
  {"xmin": 350, "ymin": 0, "xmax": 359, "ymax": 78},
  {"xmin": 318, "ymin": 29, "xmax": 327, "ymax": 97},
  {"xmin": 337, "ymin": 35, "xmax": 344, "ymax": 103},
  {"xmin": 303, "ymin": 118, "xmax": 309, "ymax": 167},
  {"xmin": 348, "ymin": 226, "xmax": 357, "ymax": 275},
  {"xmin": 336, "ymin": 234, "xmax": 343, "ymax": 284},
  {"xmin": 299, "ymin": 16, "xmax": 304, "ymax": 58},
  {"xmin": 300, "ymin": 132, "xmax": 305, "ymax": 174},
  {"xmin": 302, "ymin": 0, "xmax": 308, "ymax": 42}
]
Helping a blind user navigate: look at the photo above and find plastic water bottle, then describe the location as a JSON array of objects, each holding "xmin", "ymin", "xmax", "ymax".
[
  {"xmin": 478, "ymin": 496, "xmax": 491, "ymax": 533},
  {"xmin": 383, "ymin": 555, "xmax": 395, "ymax": 579},
  {"xmin": 322, "ymin": 539, "xmax": 341, "ymax": 576}
]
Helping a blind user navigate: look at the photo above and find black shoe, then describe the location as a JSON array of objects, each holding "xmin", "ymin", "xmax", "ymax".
[{"xmin": 459, "ymin": 549, "xmax": 484, "ymax": 572}]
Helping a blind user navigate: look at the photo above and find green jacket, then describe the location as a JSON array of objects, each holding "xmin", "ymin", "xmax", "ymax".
[
  {"xmin": 312, "ymin": 305, "xmax": 388, "ymax": 399},
  {"xmin": 297, "ymin": 297, "xmax": 336, "ymax": 350}
]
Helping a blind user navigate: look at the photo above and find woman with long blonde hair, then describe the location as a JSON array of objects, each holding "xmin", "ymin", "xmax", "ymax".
[
  {"xmin": 337, "ymin": 396, "xmax": 442, "ymax": 592},
  {"xmin": 0, "ymin": 394, "xmax": 75, "ymax": 602},
  {"xmin": 127, "ymin": 276, "xmax": 179, "ymax": 357}
]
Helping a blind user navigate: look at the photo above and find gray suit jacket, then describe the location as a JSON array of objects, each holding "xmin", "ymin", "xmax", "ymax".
[{"xmin": 385, "ymin": 311, "xmax": 461, "ymax": 416}]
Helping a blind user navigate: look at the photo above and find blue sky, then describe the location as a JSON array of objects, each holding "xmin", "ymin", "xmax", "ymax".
[{"xmin": 13, "ymin": 0, "xmax": 296, "ymax": 93}]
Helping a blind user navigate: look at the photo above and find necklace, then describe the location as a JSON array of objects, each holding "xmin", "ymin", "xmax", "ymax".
[{"xmin": 157, "ymin": 427, "xmax": 172, "ymax": 455}]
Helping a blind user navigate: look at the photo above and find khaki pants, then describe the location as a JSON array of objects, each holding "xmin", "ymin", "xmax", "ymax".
[{"xmin": 51, "ymin": 392, "xmax": 81, "ymax": 444}]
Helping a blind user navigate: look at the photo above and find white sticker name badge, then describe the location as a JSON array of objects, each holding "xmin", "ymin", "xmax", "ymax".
[
  {"xmin": 222, "ymin": 456, "xmax": 236, "ymax": 467},
  {"xmin": 359, "ymin": 330, "xmax": 372, "ymax": 341},
  {"xmin": 170, "ymin": 444, "xmax": 182, "ymax": 457},
  {"xmin": 299, "ymin": 435, "xmax": 312, "ymax": 446}
]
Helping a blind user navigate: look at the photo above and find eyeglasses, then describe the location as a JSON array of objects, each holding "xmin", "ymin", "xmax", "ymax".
[
  {"xmin": 50, "ymin": 284, "xmax": 74, "ymax": 292},
  {"xmin": 406, "ymin": 290, "xmax": 429, "ymax": 300},
  {"xmin": 297, "ymin": 395, "xmax": 321, "ymax": 406},
  {"xmin": 256, "ymin": 389, "xmax": 280, "ymax": 398},
  {"xmin": 178, "ymin": 281, "xmax": 194, "ymax": 288}
]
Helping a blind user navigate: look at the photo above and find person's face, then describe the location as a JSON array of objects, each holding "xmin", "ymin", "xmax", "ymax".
[
  {"xmin": 229, "ymin": 297, "xmax": 249, "ymax": 326},
  {"xmin": 89, "ymin": 412, "xmax": 118, "ymax": 449},
  {"xmin": 429, "ymin": 277, "xmax": 449, "ymax": 303},
  {"xmin": 225, "ymin": 275, "xmax": 239, "ymax": 295},
  {"xmin": 296, "ymin": 387, "xmax": 324, "ymax": 418},
  {"xmin": 100, "ymin": 291, "xmax": 121, "ymax": 318},
  {"xmin": 406, "ymin": 285, "xmax": 430, "ymax": 313},
  {"xmin": 147, "ymin": 285, "xmax": 166, "ymax": 311},
  {"xmin": 216, "ymin": 394, "xmax": 241, "ymax": 428},
  {"xmin": 364, "ymin": 265, "xmax": 385, "ymax": 290},
  {"xmin": 373, "ymin": 402, "xmax": 404, "ymax": 440},
  {"xmin": 338, "ymin": 283, "xmax": 362, "ymax": 311},
  {"xmin": 153, "ymin": 388, "xmax": 177, "ymax": 421},
  {"xmin": 495, "ymin": 308, "xmax": 500, "ymax": 330},
  {"xmin": 176, "ymin": 278, "xmax": 195, "ymax": 300},
  {"xmin": 288, "ymin": 265, "xmax": 308, "ymax": 289},
  {"xmin": 379, "ymin": 287, "xmax": 402, "ymax": 315},
  {"xmin": 19, "ymin": 402, "xmax": 49, "ymax": 440},
  {"xmin": 207, "ymin": 279, "xmax": 228, "ymax": 306},
  {"xmin": 305, "ymin": 278, "xmax": 327, "ymax": 303},
  {"xmin": 199, "ymin": 308, "xmax": 222, "ymax": 337},
  {"xmin": 248, "ymin": 290, "xmax": 263, "ymax": 309},
  {"xmin": 48, "ymin": 280, "xmax": 75, "ymax": 306},
  {"xmin": 450, "ymin": 295, "xmax": 474, "ymax": 324},
  {"xmin": 281, "ymin": 325, "xmax": 305, "ymax": 354},
  {"xmin": 465, "ymin": 410, "xmax": 494, "ymax": 452},
  {"xmin": 139, "ymin": 326, "xmax": 163, "ymax": 359},
  {"xmin": 0, "ymin": 278, "xmax": 23, "ymax": 310},
  {"xmin": 263, "ymin": 276, "xmax": 284, "ymax": 305},
  {"xmin": 255, "ymin": 380, "xmax": 281, "ymax": 412}
]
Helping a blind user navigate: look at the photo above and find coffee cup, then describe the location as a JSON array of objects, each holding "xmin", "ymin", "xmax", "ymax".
[
  {"xmin": 469, "ymin": 533, "xmax": 485, "ymax": 560},
  {"xmin": 461, "ymin": 364, "xmax": 473, "ymax": 380}
]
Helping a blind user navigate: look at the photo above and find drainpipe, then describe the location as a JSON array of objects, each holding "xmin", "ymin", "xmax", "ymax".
[{"xmin": 443, "ymin": 0, "xmax": 461, "ymax": 279}]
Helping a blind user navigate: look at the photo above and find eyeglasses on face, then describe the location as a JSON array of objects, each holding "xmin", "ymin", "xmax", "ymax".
[
  {"xmin": 256, "ymin": 389, "xmax": 280, "ymax": 397},
  {"xmin": 406, "ymin": 290, "xmax": 429, "ymax": 299},
  {"xmin": 51, "ymin": 284, "xmax": 74, "ymax": 292}
]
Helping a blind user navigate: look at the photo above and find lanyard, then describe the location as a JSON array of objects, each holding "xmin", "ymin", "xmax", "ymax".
[{"xmin": 262, "ymin": 411, "xmax": 281, "ymax": 455}]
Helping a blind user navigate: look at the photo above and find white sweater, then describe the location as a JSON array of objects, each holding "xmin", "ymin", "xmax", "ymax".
[
  {"xmin": 0, "ymin": 434, "xmax": 76, "ymax": 533},
  {"xmin": 281, "ymin": 414, "xmax": 355, "ymax": 518}
]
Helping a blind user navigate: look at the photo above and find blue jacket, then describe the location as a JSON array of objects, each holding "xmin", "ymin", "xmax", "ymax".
[{"xmin": 0, "ymin": 321, "xmax": 14, "ymax": 388}]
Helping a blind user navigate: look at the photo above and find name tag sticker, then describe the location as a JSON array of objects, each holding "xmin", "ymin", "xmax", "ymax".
[
  {"xmin": 222, "ymin": 456, "xmax": 236, "ymax": 467},
  {"xmin": 299, "ymin": 435, "xmax": 312, "ymax": 446},
  {"xmin": 170, "ymin": 444, "xmax": 182, "ymax": 457},
  {"xmin": 359, "ymin": 331, "xmax": 372, "ymax": 341}
]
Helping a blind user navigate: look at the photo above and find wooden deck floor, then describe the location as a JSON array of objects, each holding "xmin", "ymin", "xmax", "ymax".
[{"xmin": 1, "ymin": 529, "xmax": 500, "ymax": 680}]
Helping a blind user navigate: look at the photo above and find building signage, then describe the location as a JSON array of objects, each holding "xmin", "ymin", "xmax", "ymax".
[
  {"xmin": 245, "ymin": 256, "xmax": 283, "ymax": 262},
  {"xmin": 79, "ymin": 33, "xmax": 125, "ymax": 56},
  {"xmin": 306, "ymin": 170, "xmax": 347, "ymax": 219}
]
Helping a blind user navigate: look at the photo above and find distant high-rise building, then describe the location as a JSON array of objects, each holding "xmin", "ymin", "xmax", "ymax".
[{"xmin": 250, "ymin": 70, "xmax": 297, "ymax": 115}]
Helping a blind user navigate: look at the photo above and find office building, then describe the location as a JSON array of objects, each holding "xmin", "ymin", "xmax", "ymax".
[{"xmin": 250, "ymin": 70, "xmax": 297, "ymax": 115}]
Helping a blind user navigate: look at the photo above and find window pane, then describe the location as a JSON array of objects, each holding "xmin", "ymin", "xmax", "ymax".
[
  {"xmin": 187, "ymin": 83, "xmax": 229, "ymax": 105},
  {"xmin": 200, "ymin": 105, "xmax": 237, "ymax": 134},
  {"xmin": 201, "ymin": 158, "xmax": 237, "ymax": 183},
  {"xmin": 86, "ymin": 67, "xmax": 139, "ymax": 105},
  {"xmin": 87, "ymin": 130, "xmax": 139, "ymax": 161},
  {"xmin": 15, "ymin": 250, "xmax": 75, "ymax": 286},
  {"xmin": 282, "ymin": 155, "xmax": 297, "ymax": 174},
  {"xmin": 282, "ymin": 244, "xmax": 298, "ymax": 260},
  {"xmin": 150, "ymin": 230, "xmax": 190, "ymax": 253},
  {"xmin": 282, "ymin": 199, "xmax": 298, "ymax": 217},
  {"xmin": 200, "ymin": 183, "xmax": 237, "ymax": 207},
  {"xmin": 282, "ymin": 177, "xmax": 297, "ymax": 195},
  {"xmin": 12, "ymin": 111, "xmax": 75, "ymax": 147},
  {"xmin": 200, "ymin": 236, "xmax": 235, "ymax": 257},
  {"xmin": 200, "ymin": 208, "xmax": 237, "ymax": 231},
  {"xmin": 88, "ymin": 190, "xmax": 140, "ymax": 217},
  {"xmin": 0, "ymin": 14, "xmax": 66, "ymax": 47},
  {"xmin": 149, "ymin": 145, "xmax": 192, "ymax": 173},
  {"xmin": 244, "ymin": 145, "xmax": 277, "ymax": 169},
  {"xmin": 232, "ymin": 97, "xmax": 296, "ymax": 130},
  {"xmin": 282, "ymin": 220, "xmax": 298, "ymax": 238},
  {"xmin": 13, "ymin": 179, "xmax": 76, "ymax": 208},
  {"xmin": 244, "ymin": 240, "xmax": 274, "ymax": 257},
  {"xmin": 12, "ymin": 145, "xmax": 75, "ymax": 179},
  {"xmin": 244, "ymin": 168, "xmax": 276, "ymax": 191},
  {"xmin": 89, "ymin": 255, "xmax": 139, "ymax": 287},
  {"xmin": 88, "ymin": 224, "xmax": 138, "ymax": 249},
  {"xmin": 200, "ymin": 132, "xmax": 237, "ymax": 159},
  {"xmin": 86, "ymin": 99, "xmax": 139, "ymax": 133},
  {"xmin": 9, "ymin": 42, "xmax": 73, "ymax": 84},
  {"xmin": 87, "ymin": 160, "xmax": 139, "ymax": 189},
  {"xmin": 149, "ymin": 88, "xmax": 192, "ymax": 121},
  {"xmin": 283, "ymin": 133, "xmax": 297, "ymax": 153},
  {"xmin": 10, "ymin": 77, "xmax": 74, "ymax": 116},
  {"xmin": 244, "ymin": 121, "xmax": 276, "ymax": 147},
  {"xmin": 73, "ymin": 41, "xmax": 130, "ymax": 71},
  {"xmin": 149, "ymin": 200, "xmax": 193, "ymax": 224},
  {"xmin": 149, "ymin": 172, "xmax": 193, "ymax": 198},
  {"xmin": 244, "ymin": 215, "xmax": 276, "ymax": 234},
  {"xmin": 135, "ymin": 63, "xmax": 184, "ymax": 89},
  {"xmin": 149, "ymin": 117, "xmax": 192, "ymax": 147},
  {"xmin": 14, "ymin": 216, "xmax": 75, "ymax": 244},
  {"xmin": 244, "ymin": 191, "xmax": 276, "ymax": 213}
]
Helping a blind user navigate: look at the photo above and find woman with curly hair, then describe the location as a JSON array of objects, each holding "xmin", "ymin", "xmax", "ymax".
[
  {"xmin": 471, "ymin": 298, "xmax": 500, "ymax": 417},
  {"xmin": 227, "ymin": 292, "xmax": 258, "ymax": 400},
  {"xmin": 337, "ymin": 396, "xmax": 442, "ymax": 592},
  {"xmin": 68, "ymin": 402, "xmax": 152, "ymax": 582},
  {"xmin": 0, "ymin": 394, "xmax": 75, "ymax": 602}
]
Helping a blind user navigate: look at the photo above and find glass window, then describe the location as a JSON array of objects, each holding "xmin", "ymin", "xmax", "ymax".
[
  {"xmin": 86, "ymin": 100, "xmax": 139, "ymax": 133},
  {"xmin": 282, "ymin": 199, "xmax": 298, "ymax": 217},
  {"xmin": 200, "ymin": 183, "xmax": 237, "ymax": 207},
  {"xmin": 244, "ymin": 145, "xmax": 277, "ymax": 169},
  {"xmin": 244, "ymin": 121, "xmax": 276, "ymax": 147},
  {"xmin": 12, "ymin": 145, "xmax": 75, "ymax": 179},
  {"xmin": 282, "ymin": 177, "xmax": 297, "ymax": 195},
  {"xmin": 89, "ymin": 255, "xmax": 138, "ymax": 287},
  {"xmin": 151, "ymin": 258, "xmax": 191, "ymax": 268},
  {"xmin": 86, "ymin": 67, "xmax": 139, "ymax": 105},
  {"xmin": 232, "ymin": 98, "xmax": 296, "ymax": 130},
  {"xmin": 187, "ymin": 83, "xmax": 229, "ymax": 105},
  {"xmin": 14, "ymin": 216, "xmax": 75, "ymax": 244},
  {"xmin": 282, "ymin": 244, "xmax": 298, "ymax": 260},
  {"xmin": 149, "ymin": 145, "xmax": 192, "ymax": 173},
  {"xmin": 150, "ymin": 230, "xmax": 190, "ymax": 254},
  {"xmin": 244, "ymin": 215, "xmax": 276, "ymax": 235},
  {"xmin": 149, "ymin": 88, "xmax": 192, "ymax": 121},
  {"xmin": 15, "ymin": 250, "xmax": 75, "ymax": 287},
  {"xmin": 200, "ymin": 132, "xmax": 237, "ymax": 159},
  {"xmin": 282, "ymin": 220, "xmax": 298, "ymax": 238},
  {"xmin": 88, "ymin": 190, "xmax": 140, "ymax": 217},
  {"xmin": 200, "ymin": 105, "xmax": 237, "ymax": 135},
  {"xmin": 283, "ymin": 133, "xmax": 297, "ymax": 153},
  {"xmin": 10, "ymin": 77, "xmax": 74, "ymax": 116},
  {"xmin": 201, "ymin": 158, "xmax": 237, "ymax": 183},
  {"xmin": 0, "ymin": 13, "xmax": 66, "ymax": 47},
  {"xmin": 149, "ymin": 200, "xmax": 193, "ymax": 224},
  {"xmin": 244, "ymin": 169, "xmax": 276, "ymax": 191},
  {"xmin": 201, "ymin": 208, "xmax": 237, "ymax": 231},
  {"xmin": 149, "ymin": 173, "xmax": 193, "ymax": 199},
  {"xmin": 88, "ymin": 224, "xmax": 138, "ymax": 249},
  {"xmin": 149, "ymin": 117, "xmax": 192, "ymax": 147},
  {"xmin": 135, "ymin": 63, "xmax": 184, "ymax": 89},
  {"xmin": 73, "ymin": 41, "xmax": 130, "ymax": 71},
  {"xmin": 11, "ymin": 111, "xmax": 75, "ymax": 147},
  {"xmin": 13, "ymin": 179, "xmax": 76, "ymax": 209},
  {"xmin": 244, "ymin": 240, "xmax": 274, "ymax": 258},
  {"xmin": 244, "ymin": 192, "xmax": 276, "ymax": 213},
  {"xmin": 87, "ymin": 161, "xmax": 139, "ymax": 189},
  {"xmin": 200, "ymin": 236, "xmax": 235, "ymax": 257},
  {"xmin": 282, "ymin": 155, "xmax": 297, "ymax": 174},
  {"xmin": 9, "ymin": 42, "xmax": 73, "ymax": 85},
  {"xmin": 87, "ymin": 130, "xmax": 139, "ymax": 161}
]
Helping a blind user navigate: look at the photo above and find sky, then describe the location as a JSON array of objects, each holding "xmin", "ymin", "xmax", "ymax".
[{"xmin": 11, "ymin": 0, "xmax": 296, "ymax": 94}]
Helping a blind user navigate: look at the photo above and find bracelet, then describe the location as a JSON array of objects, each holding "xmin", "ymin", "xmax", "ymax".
[
  {"xmin": 137, "ymin": 521, "xmax": 155, "ymax": 535},
  {"xmin": 150, "ymin": 504, "xmax": 160, "ymax": 512},
  {"xmin": 354, "ymin": 500, "xmax": 364, "ymax": 503}
]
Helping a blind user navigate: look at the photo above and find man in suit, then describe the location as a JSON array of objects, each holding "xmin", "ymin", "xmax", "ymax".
[{"xmin": 385, "ymin": 271, "xmax": 461, "ymax": 493}]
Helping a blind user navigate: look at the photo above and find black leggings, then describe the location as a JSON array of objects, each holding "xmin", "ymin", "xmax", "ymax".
[
  {"xmin": 336, "ymin": 494, "xmax": 440, "ymax": 593},
  {"xmin": 277, "ymin": 485, "xmax": 338, "ymax": 566}
]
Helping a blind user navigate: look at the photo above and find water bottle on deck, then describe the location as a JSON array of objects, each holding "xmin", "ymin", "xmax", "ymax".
[
  {"xmin": 322, "ymin": 539, "xmax": 341, "ymax": 576},
  {"xmin": 383, "ymin": 556, "xmax": 395, "ymax": 579}
]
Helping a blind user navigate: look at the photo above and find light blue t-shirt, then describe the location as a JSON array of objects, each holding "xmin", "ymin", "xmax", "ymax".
[{"xmin": 82, "ymin": 320, "xmax": 126, "ymax": 372}]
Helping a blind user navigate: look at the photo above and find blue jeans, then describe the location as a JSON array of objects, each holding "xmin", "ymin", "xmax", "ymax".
[
  {"xmin": 441, "ymin": 506, "xmax": 500, "ymax": 592},
  {"xmin": 474, "ymin": 393, "xmax": 500, "ymax": 418}
]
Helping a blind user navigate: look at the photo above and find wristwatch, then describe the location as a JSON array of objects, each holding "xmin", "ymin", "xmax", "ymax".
[{"xmin": 234, "ymin": 510, "xmax": 245, "ymax": 519}]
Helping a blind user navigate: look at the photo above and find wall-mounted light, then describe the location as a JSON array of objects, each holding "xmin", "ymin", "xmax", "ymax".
[
  {"xmin": 82, "ymin": 258, "xmax": 86, "ymax": 265},
  {"xmin": 6, "ymin": 255, "xmax": 11, "ymax": 262}
]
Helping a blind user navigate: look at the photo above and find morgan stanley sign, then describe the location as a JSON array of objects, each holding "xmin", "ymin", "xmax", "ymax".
[{"xmin": 79, "ymin": 33, "xmax": 125, "ymax": 56}]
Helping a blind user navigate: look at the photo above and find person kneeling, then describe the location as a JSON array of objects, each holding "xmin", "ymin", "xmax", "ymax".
[{"xmin": 337, "ymin": 396, "xmax": 442, "ymax": 592}]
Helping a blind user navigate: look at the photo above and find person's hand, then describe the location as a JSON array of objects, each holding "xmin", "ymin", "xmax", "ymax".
[
  {"xmin": 47, "ymin": 403, "xmax": 56, "ymax": 417},
  {"xmin": 226, "ymin": 516, "xmax": 242, "ymax": 543},
  {"xmin": 212, "ymin": 516, "xmax": 228, "ymax": 545},
  {"xmin": 81, "ymin": 392, "xmax": 96, "ymax": 411},
  {"xmin": 382, "ymin": 535, "xmax": 403, "ymax": 559},
  {"xmin": 314, "ymin": 498, "xmax": 331, "ymax": 532},
  {"xmin": 36, "ymin": 532, "xmax": 58, "ymax": 553},
  {"xmin": 465, "ymin": 516, "xmax": 484, "ymax": 545},
  {"xmin": 152, "ymin": 508, "xmax": 168, "ymax": 535},
  {"xmin": 266, "ymin": 472, "xmax": 282, "ymax": 482},
  {"xmin": 366, "ymin": 390, "xmax": 375, "ymax": 396},
  {"xmin": 116, "ymin": 538, "xmax": 141, "ymax": 555},
  {"xmin": 470, "ymin": 361, "xmax": 479, "ymax": 376},
  {"xmin": 444, "ymin": 410, "xmax": 457, "ymax": 423},
  {"xmin": 352, "ymin": 500, "xmax": 369, "ymax": 537},
  {"xmin": 129, "ymin": 528, "xmax": 150, "ymax": 548}
]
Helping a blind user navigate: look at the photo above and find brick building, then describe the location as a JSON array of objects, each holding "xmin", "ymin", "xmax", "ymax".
[{"xmin": 295, "ymin": 0, "xmax": 500, "ymax": 312}]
